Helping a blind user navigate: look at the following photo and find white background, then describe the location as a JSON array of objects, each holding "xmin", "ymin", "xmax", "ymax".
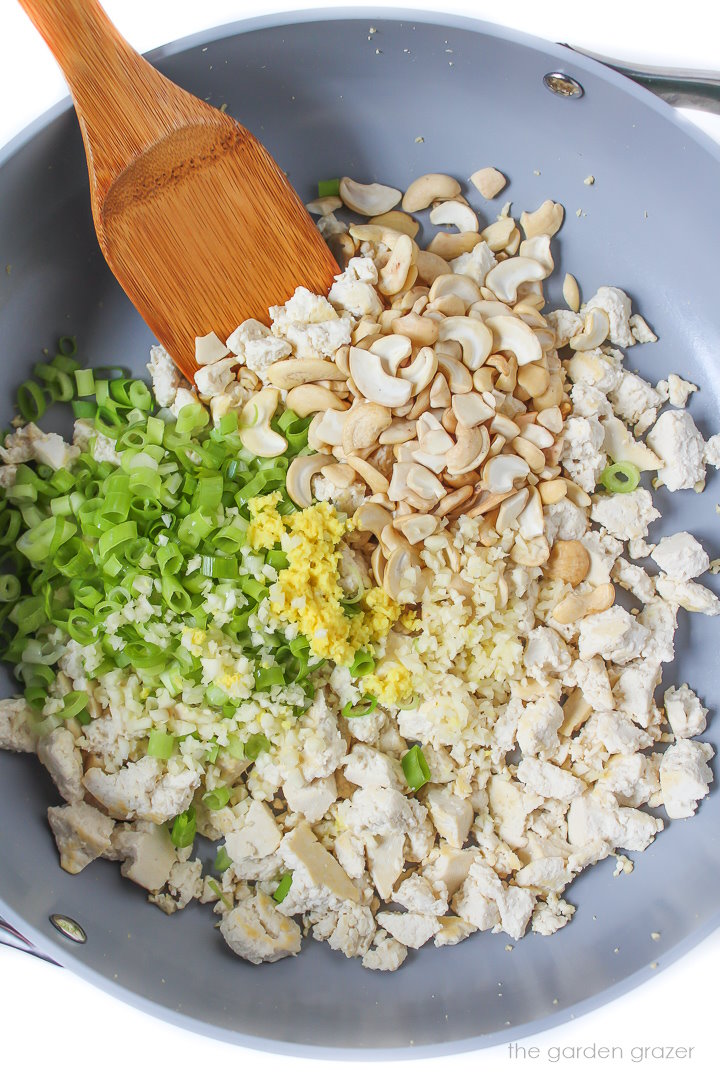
[{"xmin": 1, "ymin": 2, "xmax": 719, "ymax": 1078}]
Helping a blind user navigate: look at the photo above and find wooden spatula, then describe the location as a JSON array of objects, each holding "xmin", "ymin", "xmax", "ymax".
[{"xmin": 18, "ymin": 0, "xmax": 339, "ymax": 381}]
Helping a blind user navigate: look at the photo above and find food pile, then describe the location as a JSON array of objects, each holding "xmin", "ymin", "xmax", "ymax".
[{"xmin": 1, "ymin": 167, "xmax": 719, "ymax": 972}]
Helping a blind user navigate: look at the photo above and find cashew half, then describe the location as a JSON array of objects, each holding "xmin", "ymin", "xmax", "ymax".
[
  {"xmin": 452, "ymin": 391, "xmax": 495, "ymax": 427},
  {"xmin": 383, "ymin": 546, "xmax": 430, "ymax": 604},
  {"xmin": 286, "ymin": 385, "xmax": 349, "ymax": 417},
  {"xmin": 545, "ymin": 540, "xmax": 590, "ymax": 586},
  {"xmin": 485, "ymin": 257, "xmax": 547, "ymax": 304},
  {"xmin": 348, "ymin": 347, "xmax": 413, "ymax": 408},
  {"xmin": 379, "ymin": 234, "xmax": 417, "ymax": 296},
  {"xmin": 483, "ymin": 453, "xmax": 531, "ymax": 493},
  {"xmin": 518, "ymin": 235, "xmax": 554, "ymax": 275},
  {"xmin": 485, "ymin": 315, "xmax": 543, "ymax": 366},
  {"xmin": 370, "ymin": 210, "xmax": 419, "ymax": 238},
  {"xmin": 416, "ymin": 250, "xmax": 452, "ymax": 285},
  {"xmin": 481, "ymin": 217, "xmax": 516, "ymax": 252},
  {"xmin": 339, "ymin": 176, "xmax": 401, "ymax": 216},
  {"xmin": 437, "ymin": 316, "xmax": 493, "ymax": 371},
  {"xmin": 286, "ymin": 454, "xmax": 335, "ymax": 508},
  {"xmin": 445, "ymin": 424, "xmax": 490, "ymax": 476},
  {"xmin": 265, "ymin": 358, "xmax": 341, "ymax": 390},
  {"xmin": 400, "ymin": 346, "xmax": 438, "ymax": 394},
  {"xmin": 520, "ymin": 200, "xmax": 564, "ymax": 239},
  {"xmin": 369, "ymin": 334, "xmax": 412, "ymax": 374},
  {"xmin": 569, "ymin": 308, "xmax": 610, "ymax": 351},
  {"xmin": 429, "ymin": 200, "xmax": 479, "ymax": 233},
  {"xmin": 552, "ymin": 583, "xmax": 615, "ymax": 624},
  {"xmin": 239, "ymin": 388, "xmax": 287, "ymax": 458},
  {"xmin": 429, "ymin": 273, "xmax": 483, "ymax": 310},
  {"xmin": 470, "ymin": 167, "xmax": 507, "ymax": 200},
  {"xmin": 354, "ymin": 502, "xmax": 393, "ymax": 541},
  {"xmin": 402, "ymin": 173, "xmax": 461, "ymax": 213},
  {"xmin": 342, "ymin": 403, "xmax": 392, "ymax": 455}
]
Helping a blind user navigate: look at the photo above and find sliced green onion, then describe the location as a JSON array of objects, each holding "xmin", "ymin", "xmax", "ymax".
[
  {"xmin": 226, "ymin": 736, "xmax": 245, "ymax": 759},
  {"xmin": 349, "ymin": 649, "xmax": 375, "ymax": 678},
  {"xmin": 74, "ymin": 369, "xmax": 96, "ymax": 396},
  {"xmin": 599, "ymin": 460, "xmax": 640, "ymax": 494},
  {"xmin": 273, "ymin": 873, "xmax": 293, "ymax": 903},
  {"xmin": 342, "ymin": 694, "xmax": 378, "ymax": 718},
  {"xmin": 57, "ymin": 690, "xmax": 89, "ymax": 719},
  {"xmin": 147, "ymin": 730, "xmax": 176, "ymax": 759},
  {"xmin": 16, "ymin": 380, "xmax": 47, "ymax": 421},
  {"xmin": 170, "ymin": 807, "xmax": 196, "ymax": 847},
  {"xmin": 206, "ymin": 878, "xmax": 232, "ymax": 910},
  {"xmin": 214, "ymin": 846, "xmax": 232, "ymax": 873},
  {"xmin": 203, "ymin": 785, "xmax": 231, "ymax": 810},
  {"xmin": 254, "ymin": 665, "xmax": 285, "ymax": 691},
  {"xmin": 244, "ymin": 733, "xmax": 271, "ymax": 760},
  {"xmin": 402, "ymin": 744, "xmax": 431, "ymax": 792},
  {"xmin": 317, "ymin": 178, "xmax": 340, "ymax": 197}
]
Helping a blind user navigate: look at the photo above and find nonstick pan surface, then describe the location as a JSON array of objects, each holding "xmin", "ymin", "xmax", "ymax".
[{"xmin": 0, "ymin": 8, "xmax": 719, "ymax": 1058}]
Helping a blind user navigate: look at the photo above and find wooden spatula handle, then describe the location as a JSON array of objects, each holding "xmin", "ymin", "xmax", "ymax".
[{"xmin": 18, "ymin": 0, "xmax": 210, "ymax": 196}]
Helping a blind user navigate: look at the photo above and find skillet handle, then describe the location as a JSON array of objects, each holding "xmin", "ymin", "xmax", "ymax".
[
  {"xmin": 0, "ymin": 914, "xmax": 58, "ymax": 965},
  {"xmin": 566, "ymin": 47, "xmax": 720, "ymax": 114}
]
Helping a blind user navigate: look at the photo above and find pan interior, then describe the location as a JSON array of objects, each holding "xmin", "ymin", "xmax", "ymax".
[{"xmin": 0, "ymin": 13, "xmax": 718, "ymax": 1055}]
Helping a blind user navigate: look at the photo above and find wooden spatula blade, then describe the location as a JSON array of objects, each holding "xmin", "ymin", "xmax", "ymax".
[{"xmin": 100, "ymin": 121, "xmax": 338, "ymax": 379}]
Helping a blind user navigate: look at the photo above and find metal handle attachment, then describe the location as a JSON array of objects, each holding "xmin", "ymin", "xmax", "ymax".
[
  {"xmin": 566, "ymin": 46, "xmax": 720, "ymax": 114},
  {"xmin": 0, "ymin": 914, "xmax": 58, "ymax": 965}
]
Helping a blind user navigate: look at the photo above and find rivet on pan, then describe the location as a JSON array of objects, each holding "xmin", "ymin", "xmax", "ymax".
[
  {"xmin": 49, "ymin": 914, "xmax": 87, "ymax": 944},
  {"xmin": 543, "ymin": 72, "xmax": 584, "ymax": 99}
]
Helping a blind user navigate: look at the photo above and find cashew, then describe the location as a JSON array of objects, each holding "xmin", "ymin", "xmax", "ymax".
[
  {"xmin": 437, "ymin": 316, "xmax": 493, "ymax": 371},
  {"xmin": 516, "ymin": 361, "xmax": 550, "ymax": 396},
  {"xmin": 427, "ymin": 294, "xmax": 466, "ymax": 318},
  {"xmin": 312, "ymin": 408, "xmax": 348, "ymax": 447},
  {"xmin": 552, "ymin": 583, "xmax": 615, "ymax": 625},
  {"xmin": 400, "ymin": 346, "xmax": 438, "ymax": 395},
  {"xmin": 509, "ymin": 534, "xmax": 550, "ymax": 567},
  {"xmin": 383, "ymin": 546, "xmax": 430, "ymax": 604},
  {"xmin": 379, "ymin": 419, "xmax": 417, "ymax": 445},
  {"xmin": 489, "ymin": 414, "xmax": 521, "ymax": 439},
  {"xmin": 472, "ymin": 367, "xmax": 495, "ymax": 393},
  {"xmin": 285, "ymin": 384, "xmax": 349, "ymax": 418},
  {"xmin": 407, "ymin": 463, "xmax": 447, "ymax": 502},
  {"xmin": 451, "ymin": 391, "xmax": 494, "ymax": 427},
  {"xmin": 488, "ymin": 434, "xmax": 507, "ymax": 457},
  {"xmin": 416, "ymin": 250, "xmax": 452, "ymax": 285},
  {"xmin": 379, "ymin": 234, "xmax": 417, "ymax": 296},
  {"xmin": 532, "ymin": 373, "xmax": 565, "ymax": 411},
  {"xmin": 339, "ymin": 176, "xmax": 401, "ymax": 216},
  {"xmin": 481, "ymin": 217, "xmax": 516, "ymax": 252},
  {"xmin": 445, "ymin": 424, "xmax": 490, "ymax": 477},
  {"xmin": 516, "ymin": 487, "xmax": 545, "ymax": 539},
  {"xmin": 437, "ymin": 354, "xmax": 473, "ymax": 395},
  {"xmin": 520, "ymin": 200, "xmax": 564, "ymax": 239},
  {"xmin": 470, "ymin": 167, "xmax": 507, "ymax": 200},
  {"xmin": 518, "ymin": 235, "xmax": 554, "ymax": 275},
  {"xmin": 536, "ymin": 406, "xmax": 564, "ymax": 434},
  {"xmin": 560, "ymin": 687, "xmax": 592, "ymax": 737},
  {"xmin": 265, "ymin": 358, "xmax": 341, "ymax": 390},
  {"xmin": 341, "ymin": 403, "xmax": 393, "ymax": 455},
  {"xmin": 371, "ymin": 544, "xmax": 387, "ymax": 587},
  {"xmin": 285, "ymin": 454, "xmax": 335, "ymax": 508},
  {"xmin": 485, "ymin": 257, "xmax": 547, "ymax": 304},
  {"xmin": 429, "ymin": 372, "xmax": 451, "ymax": 409},
  {"xmin": 467, "ymin": 488, "xmax": 516, "ymax": 518},
  {"xmin": 305, "ymin": 195, "xmax": 342, "ymax": 216},
  {"xmin": 570, "ymin": 308, "xmax": 610, "ymax": 351},
  {"xmin": 353, "ymin": 502, "xmax": 393, "ymax": 541},
  {"xmin": 238, "ymin": 388, "xmax": 287, "ymax": 458},
  {"xmin": 429, "ymin": 273, "xmax": 483, "ymax": 310},
  {"xmin": 486, "ymin": 353, "xmax": 518, "ymax": 393},
  {"xmin": 511, "ymin": 435, "xmax": 546, "ymax": 472},
  {"xmin": 370, "ymin": 210, "xmax": 419, "ymax": 238},
  {"xmin": 402, "ymin": 173, "xmax": 461, "ymax": 213},
  {"xmin": 429, "ymin": 200, "xmax": 479, "ymax": 233},
  {"xmin": 321, "ymin": 462, "xmax": 356, "ymax": 488},
  {"xmin": 348, "ymin": 347, "xmax": 412, "ymax": 408},
  {"xmin": 483, "ymin": 453, "xmax": 530, "ymax": 493},
  {"xmin": 469, "ymin": 299, "xmax": 513, "ymax": 319},
  {"xmin": 518, "ymin": 422, "xmax": 554, "ymax": 449},
  {"xmin": 408, "ymin": 385, "xmax": 433, "ymax": 420},
  {"xmin": 495, "ymin": 488, "xmax": 530, "ymax": 532},
  {"xmin": 397, "ymin": 513, "xmax": 438, "ymax": 545},
  {"xmin": 545, "ymin": 540, "xmax": 590, "ymax": 586},
  {"xmin": 391, "ymin": 313, "xmax": 439, "ymax": 346},
  {"xmin": 562, "ymin": 273, "xmax": 580, "ymax": 312},
  {"xmin": 435, "ymin": 484, "xmax": 475, "ymax": 517},
  {"xmin": 602, "ymin": 415, "xmax": 662, "ymax": 471},
  {"xmin": 369, "ymin": 334, "xmax": 412, "ymax": 374},
  {"xmin": 504, "ymin": 227, "xmax": 522, "ymax": 256},
  {"xmin": 328, "ymin": 232, "xmax": 355, "ymax": 268},
  {"xmin": 427, "ymin": 232, "xmax": 483, "ymax": 260},
  {"xmin": 537, "ymin": 478, "xmax": 567, "ymax": 505}
]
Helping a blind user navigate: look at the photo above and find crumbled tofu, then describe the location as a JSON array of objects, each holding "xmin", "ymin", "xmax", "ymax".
[
  {"xmin": 225, "ymin": 800, "xmax": 282, "ymax": 863},
  {"xmin": 704, "ymin": 433, "xmax": 720, "ymax": 469},
  {"xmin": 112, "ymin": 820, "xmax": 178, "ymax": 891},
  {"xmin": 147, "ymin": 344, "xmax": 182, "ymax": 407},
  {"xmin": 434, "ymin": 916, "xmax": 476, "ymax": 947},
  {"xmin": 243, "ymin": 335, "xmax": 292, "ymax": 377},
  {"xmin": 361, "ymin": 929, "xmax": 408, "ymax": 971},
  {"xmin": 279, "ymin": 822, "xmax": 359, "ymax": 905},
  {"xmin": 609, "ymin": 372, "xmax": 663, "ymax": 433},
  {"xmin": 578, "ymin": 607, "xmax": 650, "ymax": 664},
  {"xmin": 392, "ymin": 873, "xmax": 448, "ymax": 916},
  {"xmin": 83, "ymin": 758, "xmax": 201, "ymax": 824},
  {"xmin": 612, "ymin": 557, "xmax": 656, "ymax": 603},
  {"xmin": 0, "ymin": 422, "xmax": 79, "ymax": 471},
  {"xmin": 656, "ymin": 373, "xmax": 697, "ymax": 408},
  {"xmin": 584, "ymin": 286, "xmax": 635, "ymax": 347},
  {"xmin": 0, "ymin": 697, "xmax": 37, "ymax": 753},
  {"xmin": 664, "ymin": 685, "xmax": 708, "ymax": 738},
  {"xmin": 659, "ymin": 739, "xmax": 714, "ymax": 819},
  {"xmin": 283, "ymin": 770, "xmax": 337, "ymax": 823},
  {"xmin": 37, "ymin": 727, "xmax": 84, "ymax": 803},
  {"xmin": 425, "ymin": 786, "xmax": 473, "ymax": 848},
  {"xmin": 220, "ymin": 890, "xmax": 302, "ymax": 964},
  {"xmin": 517, "ymin": 696, "xmax": 564, "ymax": 758},
  {"xmin": 590, "ymin": 489, "xmax": 660, "ymax": 542},
  {"xmin": 328, "ymin": 259, "xmax": 384, "ymax": 319},
  {"xmin": 449, "ymin": 241, "xmax": 497, "ymax": 286},
  {"xmin": 376, "ymin": 910, "xmax": 441, "ymax": 949},
  {"xmin": 47, "ymin": 803, "xmax": 115, "ymax": 874},
  {"xmin": 225, "ymin": 318, "xmax": 271, "ymax": 357},
  {"xmin": 629, "ymin": 313, "xmax": 657, "ymax": 344},
  {"xmin": 194, "ymin": 356, "xmax": 237, "ymax": 398},
  {"xmin": 343, "ymin": 744, "xmax": 403, "ymax": 789},
  {"xmin": 650, "ymin": 532, "xmax": 709, "ymax": 582},
  {"xmin": 655, "ymin": 576, "xmax": 720, "ymax": 615},
  {"xmin": 516, "ymin": 757, "xmax": 585, "ymax": 801},
  {"xmin": 646, "ymin": 409, "xmax": 707, "ymax": 491},
  {"xmin": 547, "ymin": 309, "xmax": 584, "ymax": 348},
  {"xmin": 561, "ymin": 417, "xmax": 607, "ymax": 492}
]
